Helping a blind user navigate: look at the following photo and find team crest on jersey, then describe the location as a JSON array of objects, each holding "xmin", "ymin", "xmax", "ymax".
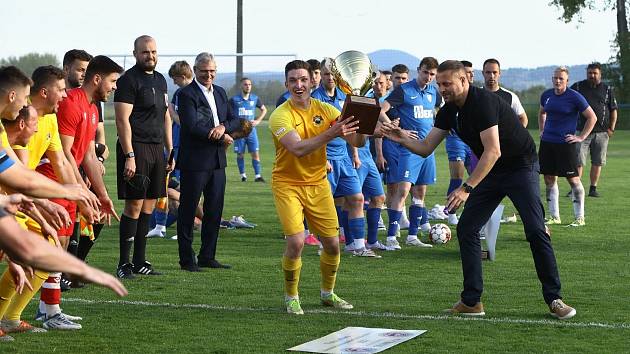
[
  {"xmin": 312, "ymin": 115, "xmax": 323, "ymax": 126},
  {"xmin": 91, "ymin": 113, "xmax": 96, "ymax": 125}
]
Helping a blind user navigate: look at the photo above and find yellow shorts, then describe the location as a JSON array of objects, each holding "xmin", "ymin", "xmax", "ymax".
[{"xmin": 271, "ymin": 181, "xmax": 338, "ymax": 237}]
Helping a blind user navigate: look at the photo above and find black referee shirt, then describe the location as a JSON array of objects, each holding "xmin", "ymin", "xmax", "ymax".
[
  {"xmin": 435, "ymin": 86, "xmax": 537, "ymax": 172},
  {"xmin": 114, "ymin": 65, "xmax": 168, "ymax": 144}
]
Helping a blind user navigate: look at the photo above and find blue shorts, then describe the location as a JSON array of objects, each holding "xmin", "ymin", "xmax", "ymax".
[
  {"xmin": 389, "ymin": 144, "xmax": 436, "ymax": 185},
  {"xmin": 356, "ymin": 157, "xmax": 384, "ymax": 198},
  {"xmin": 445, "ymin": 134, "xmax": 472, "ymax": 163},
  {"xmin": 234, "ymin": 127, "xmax": 259, "ymax": 154},
  {"xmin": 382, "ymin": 138, "xmax": 400, "ymax": 185},
  {"xmin": 327, "ymin": 158, "xmax": 362, "ymax": 198}
]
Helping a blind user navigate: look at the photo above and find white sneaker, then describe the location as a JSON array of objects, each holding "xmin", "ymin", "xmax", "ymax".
[
  {"xmin": 170, "ymin": 234, "xmax": 178, "ymax": 240},
  {"xmin": 406, "ymin": 237, "xmax": 433, "ymax": 248},
  {"xmin": 344, "ymin": 244, "xmax": 356, "ymax": 253},
  {"xmin": 399, "ymin": 217, "xmax": 410, "ymax": 230},
  {"xmin": 230, "ymin": 215, "xmax": 256, "ymax": 228},
  {"xmin": 420, "ymin": 223, "xmax": 431, "ymax": 233},
  {"xmin": 448, "ymin": 213, "xmax": 459, "ymax": 225},
  {"xmin": 367, "ymin": 241, "xmax": 396, "ymax": 251},
  {"xmin": 146, "ymin": 226, "xmax": 165, "ymax": 238},
  {"xmin": 43, "ymin": 313, "xmax": 82, "ymax": 330},
  {"xmin": 59, "ymin": 312, "xmax": 82, "ymax": 321},
  {"xmin": 385, "ymin": 238, "xmax": 401, "ymax": 250},
  {"xmin": 352, "ymin": 248, "xmax": 382, "ymax": 258}
]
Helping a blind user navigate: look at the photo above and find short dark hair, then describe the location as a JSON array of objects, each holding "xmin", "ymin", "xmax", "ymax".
[
  {"xmin": 0, "ymin": 66, "xmax": 33, "ymax": 93},
  {"xmin": 2, "ymin": 105, "xmax": 35, "ymax": 126},
  {"xmin": 437, "ymin": 60, "xmax": 465, "ymax": 73},
  {"xmin": 391, "ymin": 64, "xmax": 409, "ymax": 74},
  {"xmin": 31, "ymin": 66, "xmax": 66, "ymax": 95},
  {"xmin": 381, "ymin": 70, "xmax": 392, "ymax": 76},
  {"xmin": 306, "ymin": 59, "xmax": 321, "ymax": 71},
  {"xmin": 62, "ymin": 49, "xmax": 93, "ymax": 68},
  {"xmin": 419, "ymin": 57, "xmax": 439, "ymax": 70},
  {"xmin": 168, "ymin": 60, "xmax": 193, "ymax": 79},
  {"xmin": 284, "ymin": 60, "xmax": 312, "ymax": 79},
  {"xmin": 587, "ymin": 62, "xmax": 602, "ymax": 71},
  {"xmin": 240, "ymin": 77, "xmax": 251, "ymax": 83},
  {"xmin": 482, "ymin": 58, "xmax": 501, "ymax": 69},
  {"xmin": 84, "ymin": 56, "xmax": 124, "ymax": 82},
  {"xmin": 460, "ymin": 60, "xmax": 473, "ymax": 68}
]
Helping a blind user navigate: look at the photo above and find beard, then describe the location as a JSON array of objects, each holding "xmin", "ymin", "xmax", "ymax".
[{"xmin": 138, "ymin": 59, "xmax": 156, "ymax": 72}]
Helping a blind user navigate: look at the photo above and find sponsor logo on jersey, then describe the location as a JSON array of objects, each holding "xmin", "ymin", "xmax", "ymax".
[{"xmin": 413, "ymin": 105, "xmax": 434, "ymax": 119}]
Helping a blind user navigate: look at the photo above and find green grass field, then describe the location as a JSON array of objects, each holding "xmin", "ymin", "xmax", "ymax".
[{"xmin": 1, "ymin": 123, "xmax": 629, "ymax": 353}]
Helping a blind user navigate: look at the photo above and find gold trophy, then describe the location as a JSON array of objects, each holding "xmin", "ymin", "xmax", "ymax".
[{"xmin": 326, "ymin": 50, "xmax": 381, "ymax": 134}]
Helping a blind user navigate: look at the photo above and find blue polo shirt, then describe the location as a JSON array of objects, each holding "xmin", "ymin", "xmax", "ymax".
[
  {"xmin": 230, "ymin": 93, "xmax": 263, "ymax": 121},
  {"xmin": 386, "ymin": 80, "xmax": 442, "ymax": 139},
  {"xmin": 275, "ymin": 91, "xmax": 291, "ymax": 107},
  {"xmin": 540, "ymin": 88, "xmax": 589, "ymax": 143},
  {"xmin": 311, "ymin": 86, "xmax": 348, "ymax": 160}
]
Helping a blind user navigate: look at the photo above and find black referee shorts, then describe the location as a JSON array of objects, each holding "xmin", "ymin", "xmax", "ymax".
[
  {"xmin": 117, "ymin": 141, "xmax": 166, "ymax": 200},
  {"xmin": 538, "ymin": 140, "xmax": 579, "ymax": 178}
]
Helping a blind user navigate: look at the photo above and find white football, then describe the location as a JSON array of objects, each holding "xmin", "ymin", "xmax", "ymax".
[{"xmin": 429, "ymin": 223, "xmax": 452, "ymax": 244}]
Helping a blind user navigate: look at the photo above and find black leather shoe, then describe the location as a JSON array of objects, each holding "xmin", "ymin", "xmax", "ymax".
[
  {"xmin": 200, "ymin": 260, "xmax": 231, "ymax": 269},
  {"xmin": 180, "ymin": 264, "xmax": 202, "ymax": 272}
]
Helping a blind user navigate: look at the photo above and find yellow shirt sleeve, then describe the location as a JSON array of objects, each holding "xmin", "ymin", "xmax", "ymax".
[
  {"xmin": 269, "ymin": 106, "xmax": 295, "ymax": 141},
  {"xmin": 46, "ymin": 115, "xmax": 63, "ymax": 152}
]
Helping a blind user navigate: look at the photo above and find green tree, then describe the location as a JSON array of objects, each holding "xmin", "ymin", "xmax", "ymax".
[
  {"xmin": 0, "ymin": 52, "xmax": 59, "ymax": 77},
  {"xmin": 551, "ymin": 0, "xmax": 629, "ymax": 101}
]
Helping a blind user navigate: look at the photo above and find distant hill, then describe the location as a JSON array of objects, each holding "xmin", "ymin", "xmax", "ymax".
[
  {"xmin": 164, "ymin": 49, "xmax": 591, "ymax": 95},
  {"xmin": 368, "ymin": 49, "xmax": 421, "ymax": 72}
]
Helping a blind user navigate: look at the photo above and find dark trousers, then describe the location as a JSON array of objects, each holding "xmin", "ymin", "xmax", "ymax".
[
  {"xmin": 177, "ymin": 168, "xmax": 226, "ymax": 267},
  {"xmin": 457, "ymin": 163, "xmax": 562, "ymax": 306}
]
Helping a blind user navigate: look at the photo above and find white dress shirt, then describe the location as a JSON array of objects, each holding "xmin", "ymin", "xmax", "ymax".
[{"xmin": 195, "ymin": 78, "xmax": 220, "ymax": 127}]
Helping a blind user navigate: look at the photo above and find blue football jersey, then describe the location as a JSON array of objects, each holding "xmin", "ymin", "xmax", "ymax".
[
  {"xmin": 311, "ymin": 86, "xmax": 348, "ymax": 160},
  {"xmin": 230, "ymin": 93, "xmax": 263, "ymax": 121},
  {"xmin": 386, "ymin": 80, "xmax": 442, "ymax": 139}
]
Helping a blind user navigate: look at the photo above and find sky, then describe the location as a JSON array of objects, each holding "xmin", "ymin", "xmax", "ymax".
[{"xmin": 0, "ymin": 0, "xmax": 618, "ymax": 73}]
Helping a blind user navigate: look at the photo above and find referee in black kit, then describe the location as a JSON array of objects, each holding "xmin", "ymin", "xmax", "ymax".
[
  {"xmin": 382, "ymin": 60, "xmax": 576, "ymax": 320},
  {"xmin": 114, "ymin": 35, "xmax": 174, "ymax": 279}
]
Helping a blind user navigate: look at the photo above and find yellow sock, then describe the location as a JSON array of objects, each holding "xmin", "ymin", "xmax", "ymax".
[
  {"xmin": 319, "ymin": 249, "xmax": 340, "ymax": 293},
  {"xmin": 282, "ymin": 256, "xmax": 302, "ymax": 298},
  {"xmin": 0, "ymin": 269, "xmax": 18, "ymax": 319},
  {"xmin": 4, "ymin": 269, "xmax": 48, "ymax": 321}
]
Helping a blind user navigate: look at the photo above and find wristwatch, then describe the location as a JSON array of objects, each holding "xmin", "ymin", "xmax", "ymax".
[
  {"xmin": 125, "ymin": 151, "xmax": 135, "ymax": 158},
  {"xmin": 462, "ymin": 182, "xmax": 474, "ymax": 193}
]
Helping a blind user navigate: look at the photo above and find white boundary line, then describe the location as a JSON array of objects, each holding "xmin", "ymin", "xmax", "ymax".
[{"xmin": 63, "ymin": 297, "xmax": 630, "ymax": 330}]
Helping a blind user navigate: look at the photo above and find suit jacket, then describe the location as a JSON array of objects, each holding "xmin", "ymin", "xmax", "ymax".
[{"xmin": 177, "ymin": 81, "xmax": 240, "ymax": 171}]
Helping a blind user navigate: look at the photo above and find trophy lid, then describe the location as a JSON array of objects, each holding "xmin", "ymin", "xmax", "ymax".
[{"xmin": 329, "ymin": 50, "xmax": 376, "ymax": 96}]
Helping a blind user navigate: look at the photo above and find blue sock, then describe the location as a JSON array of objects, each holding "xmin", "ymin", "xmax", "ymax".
[
  {"xmin": 341, "ymin": 210, "xmax": 351, "ymax": 245},
  {"xmin": 154, "ymin": 210, "xmax": 168, "ymax": 227},
  {"xmin": 448, "ymin": 178, "xmax": 463, "ymax": 195},
  {"xmin": 387, "ymin": 209, "xmax": 402, "ymax": 237},
  {"xmin": 252, "ymin": 159, "xmax": 261, "ymax": 175},
  {"xmin": 237, "ymin": 157, "xmax": 245, "ymax": 175},
  {"xmin": 348, "ymin": 217, "xmax": 365, "ymax": 244},
  {"xmin": 366, "ymin": 208, "xmax": 381, "ymax": 244},
  {"xmin": 420, "ymin": 207, "xmax": 429, "ymax": 226},
  {"xmin": 409, "ymin": 205, "xmax": 422, "ymax": 236}
]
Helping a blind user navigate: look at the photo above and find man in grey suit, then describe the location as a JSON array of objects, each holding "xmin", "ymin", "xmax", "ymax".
[{"xmin": 176, "ymin": 52, "xmax": 241, "ymax": 271}]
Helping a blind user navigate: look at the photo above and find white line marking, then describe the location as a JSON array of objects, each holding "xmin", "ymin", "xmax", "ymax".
[{"xmin": 63, "ymin": 298, "xmax": 630, "ymax": 330}]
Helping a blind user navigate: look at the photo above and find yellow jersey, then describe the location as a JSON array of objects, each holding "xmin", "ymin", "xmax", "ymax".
[
  {"xmin": 269, "ymin": 98, "xmax": 340, "ymax": 185},
  {"xmin": 12, "ymin": 114, "xmax": 63, "ymax": 170}
]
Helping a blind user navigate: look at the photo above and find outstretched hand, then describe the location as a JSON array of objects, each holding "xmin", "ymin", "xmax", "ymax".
[{"xmin": 330, "ymin": 115, "xmax": 360, "ymax": 138}]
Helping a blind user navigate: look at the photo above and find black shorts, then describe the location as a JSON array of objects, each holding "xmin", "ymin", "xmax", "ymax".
[
  {"xmin": 117, "ymin": 141, "xmax": 166, "ymax": 200},
  {"xmin": 538, "ymin": 140, "xmax": 579, "ymax": 178}
]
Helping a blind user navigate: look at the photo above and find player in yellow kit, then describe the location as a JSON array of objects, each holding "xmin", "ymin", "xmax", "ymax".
[{"xmin": 269, "ymin": 60, "xmax": 366, "ymax": 315}]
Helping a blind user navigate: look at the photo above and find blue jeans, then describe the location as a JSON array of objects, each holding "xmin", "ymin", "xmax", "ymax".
[{"xmin": 457, "ymin": 162, "xmax": 562, "ymax": 306}]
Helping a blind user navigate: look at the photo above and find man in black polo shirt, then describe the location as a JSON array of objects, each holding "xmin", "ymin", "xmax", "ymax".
[
  {"xmin": 571, "ymin": 62, "xmax": 618, "ymax": 197},
  {"xmin": 382, "ymin": 60, "xmax": 576, "ymax": 320},
  {"xmin": 114, "ymin": 35, "xmax": 174, "ymax": 279}
]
